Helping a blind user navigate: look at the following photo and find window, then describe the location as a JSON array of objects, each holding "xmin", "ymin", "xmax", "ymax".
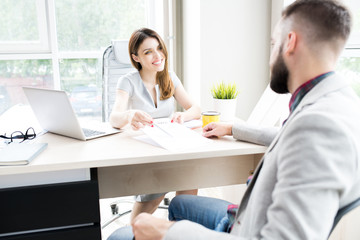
[
  {"xmin": 0, "ymin": 0, "xmax": 166, "ymax": 121},
  {"xmin": 0, "ymin": 59, "xmax": 53, "ymax": 114},
  {"xmin": 0, "ymin": 0, "xmax": 49, "ymax": 53},
  {"xmin": 337, "ymin": 0, "xmax": 360, "ymax": 98},
  {"xmin": 55, "ymin": 0, "xmax": 147, "ymax": 52}
]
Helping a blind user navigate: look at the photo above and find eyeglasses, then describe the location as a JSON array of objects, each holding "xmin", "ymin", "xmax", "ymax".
[{"xmin": 0, "ymin": 127, "xmax": 36, "ymax": 144}]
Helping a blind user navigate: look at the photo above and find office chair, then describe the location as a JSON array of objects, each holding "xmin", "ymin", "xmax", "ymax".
[
  {"xmin": 102, "ymin": 40, "xmax": 135, "ymax": 122},
  {"xmin": 101, "ymin": 40, "xmax": 170, "ymax": 229},
  {"xmin": 328, "ymin": 197, "xmax": 360, "ymax": 238},
  {"xmin": 246, "ymin": 84, "xmax": 290, "ymax": 127},
  {"xmin": 102, "ymin": 197, "xmax": 170, "ymax": 229}
]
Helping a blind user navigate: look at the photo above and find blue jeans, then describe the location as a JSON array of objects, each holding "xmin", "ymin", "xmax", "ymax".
[
  {"xmin": 169, "ymin": 195, "xmax": 232, "ymax": 232},
  {"xmin": 107, "ymin": 225, "xmax": 133, "ymax": 240},
  {"xmin": 107, "ymin": 195, "xmax": 231, "ymax": 240}
]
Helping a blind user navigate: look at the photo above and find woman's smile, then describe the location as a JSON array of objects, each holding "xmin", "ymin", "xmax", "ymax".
[{"xmin": 153, "ymin": 59, "xmax": 163, "ymax": 66}]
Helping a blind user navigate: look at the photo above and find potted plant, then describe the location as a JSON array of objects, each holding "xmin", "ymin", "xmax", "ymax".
[{"xmin": 211, "ymin": 81, "xmax": 240, "ymax": 121}]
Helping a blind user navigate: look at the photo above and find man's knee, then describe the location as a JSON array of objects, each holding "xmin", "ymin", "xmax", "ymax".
[
  {"xmin": 107, "ymin": 225, "xmax": 133, "ymax": 240},
  {"xmin": 168, "ymin": 195, "xmax": 194, "ymax": 221},
  {"xmin": 168, "ymin": 195, "xmax": 182, "ymax": 221}
]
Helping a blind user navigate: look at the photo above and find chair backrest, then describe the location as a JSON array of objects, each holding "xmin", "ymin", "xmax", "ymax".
[
  {"xmin": 329, "ymin": 197, "xmax": 360, "ymax": 238},
  {"xmin": 102, "ymin": 40, "xmax": 135, "ymax": 122},
  {"xmin": 246, "ymin": 85, "xmax": 291, "ymax": 127}
]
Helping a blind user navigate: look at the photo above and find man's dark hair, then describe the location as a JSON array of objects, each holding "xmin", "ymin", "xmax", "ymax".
[{"xmin": 283, "ymin": 0, "xmax": 352, "ymax": 42}]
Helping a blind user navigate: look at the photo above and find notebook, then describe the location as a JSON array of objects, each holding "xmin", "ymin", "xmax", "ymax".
[
  {"xmin": 23, "ymin": 87, "xmax": 121, "ymax": 141},
  {"xmin": 0, "ymin": 143, "xmax": 48, "ymax": 166}
]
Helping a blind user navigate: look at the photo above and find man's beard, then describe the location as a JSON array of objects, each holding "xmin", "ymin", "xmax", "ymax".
[{"xmin": 270, "ymin": 47, "xmax": 289, "ymax": 94}]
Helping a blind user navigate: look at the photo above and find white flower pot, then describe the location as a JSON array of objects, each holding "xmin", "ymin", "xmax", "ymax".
[{"xmin": 213, "ymin": 98, "xmax": 237, "ymax": 121}]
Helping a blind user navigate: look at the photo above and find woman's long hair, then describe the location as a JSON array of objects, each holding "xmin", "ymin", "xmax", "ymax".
[{"xmin": 128, "ymin": 28, "xmax": 174, "ymax": 100}]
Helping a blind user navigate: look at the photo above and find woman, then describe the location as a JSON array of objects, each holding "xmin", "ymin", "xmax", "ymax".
[{"xmin": 109, "ymin": 28, "xmax": 200, "ymax": 222}]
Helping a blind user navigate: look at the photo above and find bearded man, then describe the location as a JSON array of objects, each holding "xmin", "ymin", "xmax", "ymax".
[{"xmin": 108, "ymin": 1, "xmax": 360, "ymax": 239}]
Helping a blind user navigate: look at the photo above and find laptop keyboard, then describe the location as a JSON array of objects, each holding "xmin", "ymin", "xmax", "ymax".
[{"xmin": 82, "ymin": 128, "xmax": 106, "ymax": 138}]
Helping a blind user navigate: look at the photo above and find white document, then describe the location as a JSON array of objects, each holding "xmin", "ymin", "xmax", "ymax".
[
  {"xmin": 136, "ymin": 118, "xmax": 211, "ymax": 151},
  {"xmin": 0, "ymin": 104, "xmax": 44, "ymax": 135},
  {"xmin": 182, "ymin": 119, "xmax": 202, "ymax": 129}
]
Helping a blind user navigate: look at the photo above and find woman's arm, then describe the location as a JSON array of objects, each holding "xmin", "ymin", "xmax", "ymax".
[
  {"xmin": 109, "ymin": 90, "xmax": 132, "ymax": 129},
  {"xmin": 172, "ymin": 84, "xmax": 201, "ymax": 123},
  {"xmin": 109, "ymin": 89, "xmax": 153, "ymax": 130}
]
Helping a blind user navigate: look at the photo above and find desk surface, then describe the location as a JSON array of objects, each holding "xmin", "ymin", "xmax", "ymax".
[
  {"xmin": 0, "ymin": 127, "xmax": 267, "ymax": 240},
  {"xmin": 0, "ymin": 128, "xmax": 266, "ymax": 176}
]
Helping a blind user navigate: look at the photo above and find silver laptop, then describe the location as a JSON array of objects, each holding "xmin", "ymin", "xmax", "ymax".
[{"xmin": 23, "ymin": 87, "xmax": 121, "ymax": 140}]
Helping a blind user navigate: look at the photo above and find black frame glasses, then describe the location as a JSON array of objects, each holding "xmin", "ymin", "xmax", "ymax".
[{"xmin": 0, "ymin": 127, "xmax": 36, "ymax": 143}]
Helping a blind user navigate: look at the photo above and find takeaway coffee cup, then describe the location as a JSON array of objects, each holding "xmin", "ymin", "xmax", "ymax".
[{"xmin": 201, "ymin": 111, "xmax": 220, "ymax": 127}]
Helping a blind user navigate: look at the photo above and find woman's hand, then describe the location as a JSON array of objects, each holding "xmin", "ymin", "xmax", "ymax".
[
  {"xmin": 202, "ymin": 122, "xmax": 233, "ymax": 138},
  {"xmin": 130, "ymin": 110, "xmax": 153, "ymax": 130},
  {"xmin": 171, "ymin": 112, "xmax": 185, "ymax": 124}
]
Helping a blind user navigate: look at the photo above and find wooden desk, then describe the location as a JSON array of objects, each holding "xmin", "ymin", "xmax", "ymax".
[{"xmin": 0, "ymin": 129, "xmax": 266, "ymax": 239}]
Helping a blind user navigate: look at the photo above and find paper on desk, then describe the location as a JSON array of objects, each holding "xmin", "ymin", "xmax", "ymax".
[
  {"xmin": 182, "ymin": 119, "xmax": 202, "ymax": 129},
  {"xmin": 0, "ymin": 104, "xmax": 46, "ymax": 149},
  {"xmin": 133, "ymin": 134, "xmax": 163, "ymax": 149},
  {"xmin": 135, "ymin": 119, "xmax": 211, "ymax": 151},
  {"xmin": 0, "ymin": 104, "xmax": 44, "ymax": 135}
]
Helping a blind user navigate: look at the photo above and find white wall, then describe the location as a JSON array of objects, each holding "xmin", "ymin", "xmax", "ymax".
[
  {"xmin": 182, "ymin": 0, "xmax": 272, "ymax": 120},
  {"xmin": 182, "ymin": 0, "xmax": 201, "ymax": 107}
]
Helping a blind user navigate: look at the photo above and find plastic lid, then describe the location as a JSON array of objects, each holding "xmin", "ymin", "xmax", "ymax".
[{"xmin": 201, "ymin": 111, "xmax": 220, "ymax": 116}]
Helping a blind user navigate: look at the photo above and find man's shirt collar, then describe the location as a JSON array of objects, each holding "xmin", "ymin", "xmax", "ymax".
[{"xmin": 289, "ymin": 71, "xmax": 334, "ymax": 113}]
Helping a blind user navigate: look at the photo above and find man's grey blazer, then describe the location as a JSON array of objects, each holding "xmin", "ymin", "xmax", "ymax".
[{"xmin": 165, "ymin": 73, "xmax": 360, "ymax": 240}]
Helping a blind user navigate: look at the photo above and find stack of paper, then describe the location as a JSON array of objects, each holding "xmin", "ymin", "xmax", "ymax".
[{"xmin": 135, "ymin": 118, "xmax": 211, "ymax": 151}]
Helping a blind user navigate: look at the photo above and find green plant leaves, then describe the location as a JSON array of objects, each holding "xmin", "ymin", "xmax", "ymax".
[{"xmin": 211, "ymin": 81, "xmax": 240, "ymax": 99}]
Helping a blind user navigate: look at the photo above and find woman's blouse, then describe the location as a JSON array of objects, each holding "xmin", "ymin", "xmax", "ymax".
[{"xmin": 116, "ymin": 71, "xmax": 181, "ymax": 119}]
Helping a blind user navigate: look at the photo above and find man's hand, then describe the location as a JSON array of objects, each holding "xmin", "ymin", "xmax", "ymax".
[
  {"xmin": 202, "ymin": 122, "xmax": 233, "ymax": 138},
  {"xmin": 132, "ymin": 213, "xmax": 174, "ymax": 240},
  {"xmin": 130, "ymin": 111, "xmax": 154, "ymax": 130}
]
